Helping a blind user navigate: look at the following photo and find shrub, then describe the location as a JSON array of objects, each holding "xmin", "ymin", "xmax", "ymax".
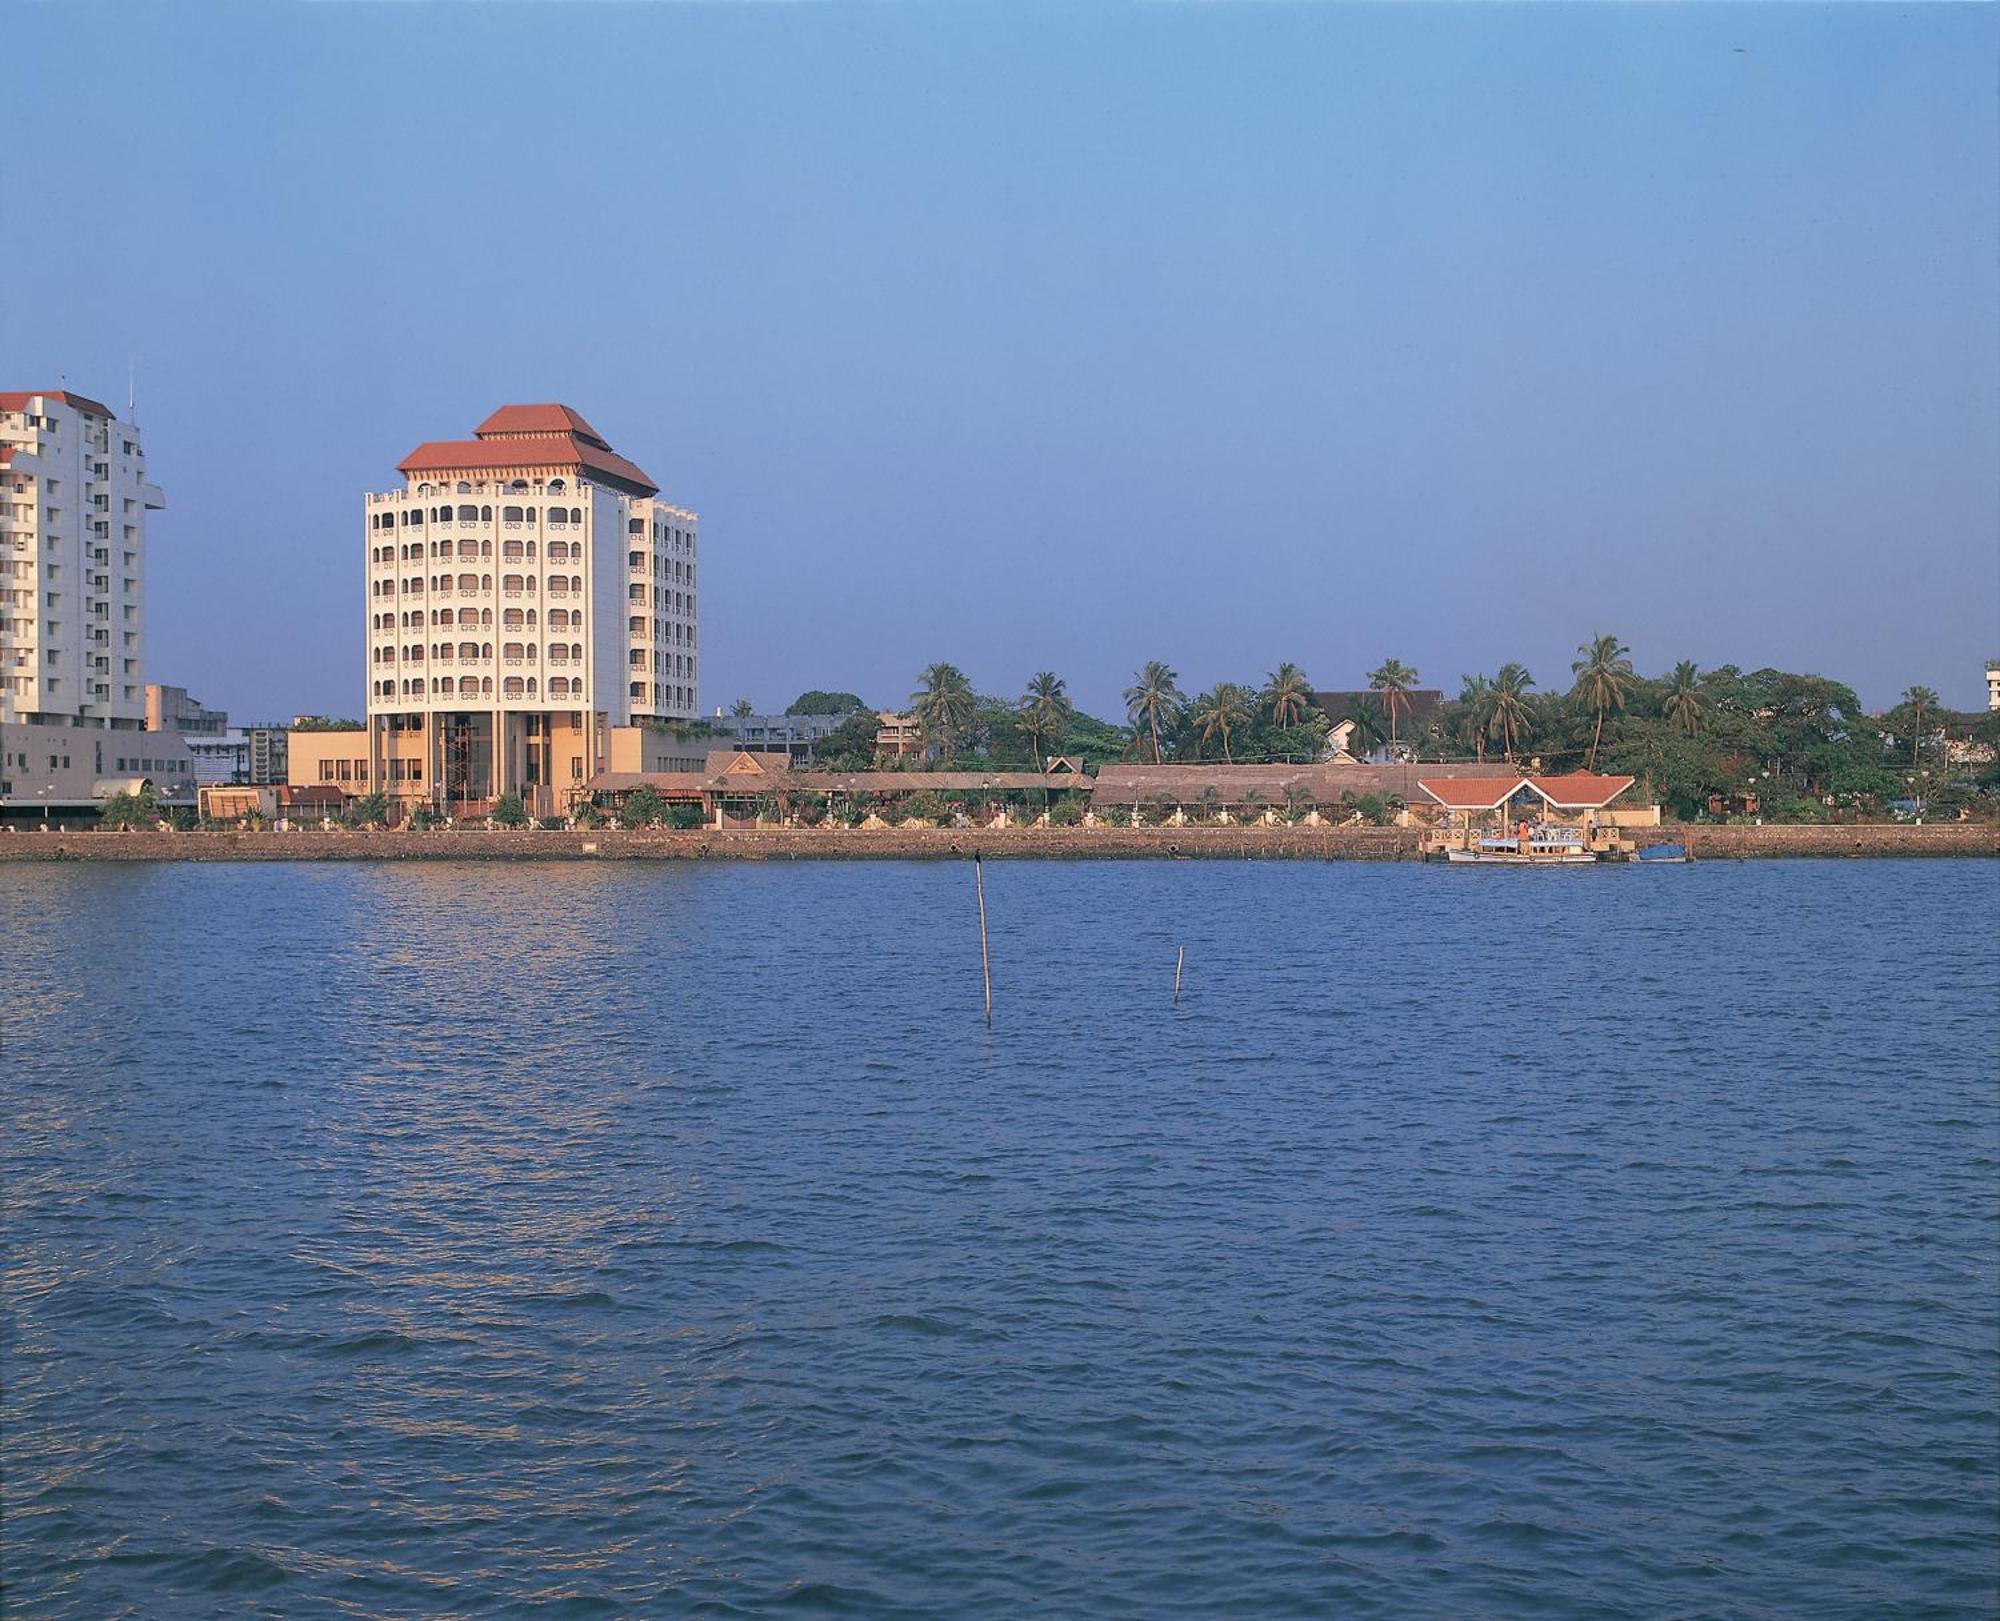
[
  {"xmin": 408, "ymin": 805, "xmax": 440, "ymax": 831},
  {"xmin": 1096, "ymin": 804, "xmax": 1131, "ymax": 828},
  {"xmin": 1048, "ymin": 795, "xmax": 1086, "ymax": 827},
  {"xmin": 619, "ymin": 786, "xmax": 665, "ymax": 829},
  {"xmin": 900, "ymin": 791, "xmax": 946, "ymax": 826},
  {"xmin": 491, "ymin": 792, "xmax": 528, "ymax": 828},
  {"xmin": 573, "ymin": 801, "xmax": 606, "ymax": 830},
  {"xmin": 794, "ymin": 791, "xmax": 829, "ymax": 827},
  {"xmin": 538, "ymin": 815, "xmax": 567, "ymax": 831},
  {"xmin": 97, "ymin": 786, "xmax": 159, "ymax": 830},
  {"xmin": 344, "ymin": 791, "xmax": 389, "ymax": 830},
  {"xmin": 665, "ymin": 802, "xmax": 706, "ymax": 831}
]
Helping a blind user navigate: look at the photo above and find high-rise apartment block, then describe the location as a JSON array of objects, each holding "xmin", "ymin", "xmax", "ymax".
[
  {"xmin": 361, "ymin": 405, "xmax": 699, "ymax": 813},
  {"xmin": 1, "ymin": 391, "xmax": 165, "ymax": 728}
]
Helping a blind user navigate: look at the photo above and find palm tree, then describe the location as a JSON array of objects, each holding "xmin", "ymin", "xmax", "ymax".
[
  {"xmin": 910, "ymin": 662, "xmax": 976, "ymax": 759},
  {"xmin": 1902, "ymin": 685, "xmax": 1940, "ymax": 766},
  {"xmin": 1262, "ymin": 662, "xmax": 1313, "ymax": 731},
  {"xmin": 1017, "ymin": 671, "xmax": 1072, "ymax": 773},
  {"xmin": 1348, "ymin": 694, "xmax": 1389, "ymax": 759},
  {"xmin": 1191, "ymin": 683, "xmax": 1252, "ymax": 763},
  {"xmin": 1367, "ymin": 659, "xmax": 1419, "ymax": 753},
  {"xmin": 1457, "ymin": 674, "xmax": 1493, "ymax": 763},
  {"xmin": 1664, "ymin": 661, "xmax": 1705, "ymax": 737},
  {"xmin": 1570, "ymin": 634, "xmax": 1635, "ymax": 771},
  {"xmin": 729, "ymin": 697, "xmax": 754, "ymax": 719},
  {"xmin": 1488, "ymin": 663, "xmax": 1535, "ymax": 762},
  {"xmin": 1124, "ymin": 661, "xmax": 1184, "ymax": 765}
]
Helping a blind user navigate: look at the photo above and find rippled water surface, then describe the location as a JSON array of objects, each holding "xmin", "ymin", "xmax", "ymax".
[{"xmin": 3, "ymin": 859, "xmax": 1996, "ymax": 1618}]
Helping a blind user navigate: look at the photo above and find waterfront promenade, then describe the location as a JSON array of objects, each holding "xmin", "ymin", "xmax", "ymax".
[{"xmin": 2, "ymin": 823, "xmax": 1993, "ymax": 861}]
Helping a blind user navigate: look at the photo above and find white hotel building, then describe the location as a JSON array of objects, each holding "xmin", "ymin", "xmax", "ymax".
[
  {"xmin": 361, "ymin": 404, "xmax": 700, "ymax": 814},
  {"xmin": 0, "ymin": 390, "xmax": 195, "ymax": 821}
]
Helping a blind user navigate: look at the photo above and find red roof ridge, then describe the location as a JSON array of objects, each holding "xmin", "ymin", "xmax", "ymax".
[
  {"xmin": 474, "ymin": 403, "xmax": 607, "ymax": 447},
  {"xmin": 0, "ymin": 389, "xmax": 117, "ymax": 420}
]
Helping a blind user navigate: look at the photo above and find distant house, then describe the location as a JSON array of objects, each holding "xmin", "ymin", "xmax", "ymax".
[
  {"xmin": 1312, "ymin": 689, "xmax": 1446, "ymax": 758},
  {"xmin": 874, "ymin": 712, "xmax": 922, "ymax": 757}
]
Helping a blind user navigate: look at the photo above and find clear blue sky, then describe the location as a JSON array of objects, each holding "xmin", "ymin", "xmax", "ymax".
[{"xmin": 7, "ymin": 2, "xmax": 1995, "ymax": 720}]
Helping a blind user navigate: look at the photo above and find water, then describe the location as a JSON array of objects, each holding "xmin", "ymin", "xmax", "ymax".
[{"xmin": 2, "ymin": 859, "xmax": 1995, "ymax": 1619}]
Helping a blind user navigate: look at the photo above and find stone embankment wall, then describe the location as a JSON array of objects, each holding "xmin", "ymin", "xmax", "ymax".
[{"xmin": 1, "ymin": 823, "xmax": 1994, "ymax": 862}]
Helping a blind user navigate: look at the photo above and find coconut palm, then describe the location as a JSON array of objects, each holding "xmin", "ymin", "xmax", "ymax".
[
  {"xmin": 1262, "ymin": 662, "xmax": 1314, "ymax": 730},
  {"xmin": 1191, "ymin": 682, "xmax": 1252, "ymax": 763},
  {"xmin": 1488, "ymin": 663, "xmax": 1535, "ymax": 762},
  {"xmin": 1348, "ymin": 694, "xmax": 1389, "ymax": 758},
  {"xmin": 910, "ymin": 662, "xmax": 976, "ymax": 759},
  {"xmin": 1570, "ymin": 634, "xmax": 1635, "ymax": 771},
  {"xmin": 1124, "ymin": 661, "xmax": 1184, "ymax": 765},
  {"xmin": 1017, "ymin": 671, "xmax": 1072, "ymax": 773},
  {"xmin": 729, "ymin": 697, "xmax": 754, "ymax": 719},
  {"xmin": 1664, "ymin": 661, "xmax": 1706, "ymax": 737},
  {"xmin": 1367, "ymin": 659, "xmax": 1419, "ymax": 752},
  {"xmin": 1902, "ymin": 685, "xmax": 1940, "ymax": 766},
  {"xmin": 1457, "ymin": 674, "xmax": 1493, "ymax": 763}
]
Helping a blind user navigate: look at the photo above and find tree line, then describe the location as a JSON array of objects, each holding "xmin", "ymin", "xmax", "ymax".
[{"xmin": 793, "ymin": 640, "xmax": 1997, "ymax": 821}]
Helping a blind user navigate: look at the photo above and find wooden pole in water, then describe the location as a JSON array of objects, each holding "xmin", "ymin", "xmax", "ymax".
[
  {"xmin": 975, "ymin": 854, "xmax": 992, "ymax": 1026},
  {"xmin": 1174, "ymin": 944, "xmax": 1185, "ymax": 1005}
]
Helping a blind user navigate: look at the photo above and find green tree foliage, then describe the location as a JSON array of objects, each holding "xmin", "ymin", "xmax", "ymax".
[
  {"xmin": 344, "ymin": 791, "xmax": 388, "ymax": 829},
  {"xmin": 1367, "ymin": 659, "xmax": 1419, "ymax": 751},
  {"xmin": 786, "ymin": 690, "xmax": 868, "ymax": 716},
  {"xmin": 1017, "ymin": 671, "xmax": 1073, "ymax": 772},
  {"xmin": 97, "ymin": 785, "xmax": 159, "ymax": 830},
  {"xmin": 619, "ymin": 786, "xmax": 665, "ymax": 829},
  {"xmin": 911, "ymin": 662, "xmax": 977, "ymax": 759},
  {"xmin": 814, "ymin": 707, "xmax": 887, "ymax": 769},
  {"xmin": 1261, "ymin": 662, "xmax": 1313, "ymax": 729},
  {"xmin": 491, "ymin": 792, "xmax": 528, "ymax": 827},
  {"xmin": 1570, "ymin": 634, "xmax": 1635, "ymax": 771},
  {"xmin": 1191, "ymin": 682, "xmax": 1252, "ymax": 763},
  {"xmin": 1124, "ymin": 662, "xmax": 1185, "ymax": 765}
]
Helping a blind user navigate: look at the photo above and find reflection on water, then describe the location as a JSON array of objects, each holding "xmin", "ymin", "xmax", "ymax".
[{"xmin": 3, "ymin": 859, "xmax": 1997, "ymax": 1617}]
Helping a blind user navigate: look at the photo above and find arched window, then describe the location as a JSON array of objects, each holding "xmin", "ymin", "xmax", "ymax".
[
  {"xmin": 482, "ymin": 642, "xmax": 493, "ymax": 660},
  {"xmin": 480, "ymin": 608, "xmax": 492, "ymax": 626},
  {"xmin": 522, "ymin": 508, "xmax": 538, "ymax": 525},
  {"xmin": 571, "ymin": 642, "xmax": 583, "ymax": 661},
  {"xmin": 481, "ymin": 506, "xmax": 492, "ymax": 521},
  {"xmin": 458, "ymin": 574, "xmax": 477, "ymax": 592},
  {"xmin": 527, "ymin": 678, "xmax": 538, "ymax": 698},
  {"xmin": 504, "ymin": 677, "xmax": 524, "ymax": 698},
  {"xmin": 525, "ymin": 541, "xmax": 537, "ymax": 560},
  {"xmin": 503, "ymin": 575, "xmax": 525, "ymax": 595},
  {"xmin": 457, "ymin": 539, "xmax": 476, "ymax": 560},
  {"xmin": 548, "ymin": 478, "xmax": 565, "ymax": 493},
  {"xmin": 504, "ymin": 609, "xmax": 523, "ymax": 630},
  {"xmin": 503, "ymin": 506, "xmax": 524, "ymax": 524},
  {"xmin": 570, "ymin": 575, "xmax": 582, "ymax": 593},
  {"xmin": 551, "ymin": 676, "xmax": 570, "ymax": 698},
  {"xmin": 479, "ymin": 539, "xmax": 491, "ymax": 557},
  {"xmin": 481, "ymin": 574, "xmax": 492, "ymax": 591},
  {"xmin": 526, "ymin": 609, "xmax": 538, "ymax": 628},
  {"xmin": 459, "ymin": 641, "xmax": 479, "ymax": 660},
  {"xmin": 459, "ymin": 676, "xmax": 478, "ymax": 696},
  {"xmin": 504, "ymin": 642, "xmax": 524, "ymax": 661},
  {"xmin": 456, "ymin": 481, "xmax": 471, "ymax": 494},
  {"xmin": 457, "ymin": 503, "xmax": 478, "ymax": 522},
  {"xmin": 630, "ymin": 682, "xmax": 644, "ymax": 701},
  {"xmin": 481, "ymin": 677, "xmax": 493, "ymax": 695},
  {"xmin": 418, "ymin": 483, "xmax": 433, "ymax": 496}
]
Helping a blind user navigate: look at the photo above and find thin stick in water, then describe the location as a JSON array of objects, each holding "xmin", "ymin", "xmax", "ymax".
[
  {"xmin": 975, "ymin": 854, "xmax": 992, "ymax": 1026},
  {"xmin": 1174, "ymin": 944, "xmax": 1185, "ymax": 1005}
]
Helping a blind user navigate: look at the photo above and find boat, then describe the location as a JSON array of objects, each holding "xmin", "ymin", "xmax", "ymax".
[
  {"xmin": 1443, "ymin": 821, "xmax": 1601, "ymax": 864},
  {"xmin": 1634, "ymin": 842, "xmax": 1689, "ymax": 863}
]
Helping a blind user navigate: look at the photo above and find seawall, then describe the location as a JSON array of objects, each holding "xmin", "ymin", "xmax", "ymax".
[{"xmin": 0, "ymin": 824, "xmax": 1994, "ymax": 862}]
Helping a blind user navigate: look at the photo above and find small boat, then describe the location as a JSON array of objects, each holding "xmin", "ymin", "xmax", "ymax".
[
  {"xmin": 1443, "ymin": 822, "xmax": 1600, "ymax": 864},
  {"xmin": 1635, "ymin": 843, "xmax": 1690, "ymax": 863}
]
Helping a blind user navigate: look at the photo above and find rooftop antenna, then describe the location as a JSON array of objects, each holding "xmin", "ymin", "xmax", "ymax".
[{"xmin": 128, "ymin": 358, "xmax": 137, "ymax": 424}]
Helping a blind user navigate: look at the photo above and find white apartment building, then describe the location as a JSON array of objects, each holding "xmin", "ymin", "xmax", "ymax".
[
  {"xmin": 362, "ymin": 404, "xmax": 699, "ymax": 812},
  {"xmin": 1, "ymin": 390, "xmax": 165, "ymax": 728}
]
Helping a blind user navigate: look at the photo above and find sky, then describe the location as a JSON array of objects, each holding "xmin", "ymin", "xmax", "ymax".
[{"xmin": 6, "ymin": 1, "xmax": 1996, "ymax": 722}]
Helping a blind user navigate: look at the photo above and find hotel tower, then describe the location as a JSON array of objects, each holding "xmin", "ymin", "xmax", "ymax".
[{"xmin": 362, "ymin": 404, "xmax": 699, "ymax": 815}]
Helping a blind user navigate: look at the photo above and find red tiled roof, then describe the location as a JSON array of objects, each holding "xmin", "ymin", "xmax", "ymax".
[
  {"xmin": 398, "ymin": 431, "xmax": 658, "ymax": 497},
  {"xmin": 1524, "ymin": 773, "xmax": 1635, "ymax": 809},
  {"xmin": 1419, "ymin": 777, "xmax": 1521, "ymax": 810},
  {"xmin": 475, "ymin": 403, "xmax": 607, "ymax": 445},
  {"xmin": 0, "ymin": 389, "xmax": 116, "ymax": 420}
]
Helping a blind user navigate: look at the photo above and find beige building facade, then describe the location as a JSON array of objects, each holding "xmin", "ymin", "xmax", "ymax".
[{"xmin": 358, "ymin": 404, "xmax": 700, "ymax": 815}]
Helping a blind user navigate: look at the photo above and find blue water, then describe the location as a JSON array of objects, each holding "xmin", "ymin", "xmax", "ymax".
[{"xmin": 2, "ymin": 859, "xmax": 1996, "ymax": 1619}]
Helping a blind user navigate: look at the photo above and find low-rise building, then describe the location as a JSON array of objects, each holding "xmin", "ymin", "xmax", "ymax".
[{"xmin": 144, "ymin": 683, "xmax": 227, "ymax": 735}]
